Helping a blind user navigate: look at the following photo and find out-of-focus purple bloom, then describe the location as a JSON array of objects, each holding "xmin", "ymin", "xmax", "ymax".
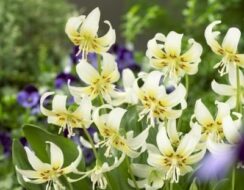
[
  {"xmin": 70, "ymin": 46, "xmax": 82, "ymax": 64},
  {"xmin": 20, "ymin": 137, "xmax": 28, "ymax": 147},
  {"xmin": 17, "ymin": 85, "xmax": 40, "ymax": 108},
  {"xmin": 0, "ymin": 131, "xmax": 12, "ymax": 155},
  {"xmin": 55, "ymin": 72, "xmax": 77, "ymax": 89},
  {"xmin": 110, "ymin": 44, "xmax": 140, "ymax": 72}
]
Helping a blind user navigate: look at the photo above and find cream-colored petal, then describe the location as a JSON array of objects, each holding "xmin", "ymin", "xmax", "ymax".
[
  {"xmin": 222, "ymin": 27, "xmax": 241, "ymax": 54},
  {"xmin": 204, "ymin": 20, "xmax": 223, "ymax": 55},
  {"xmin": 181, "ymin": 39, "xmax": 203, "ymax": 63},
  {"xmin": 180, "ymin": 165, "xmax": 193, "ymax": 176},
  {"xmin": 143, "ymin": 71, "xmax": 163, "ymax": 91},
  {"xmin": 122, "ymin": 69, "xmax": 136, "ymax": 89},
  {"xmin": 156, "ymin": 125, "xmax": 174, "ymax": 156},
  {"xmin": 194, "ymin": 99, "xmax": 214, "ymax": 126},
  {"xmin": 206, "ymin": 137, "xmax": 233, "ymax": 154},
  {"xmin": 80, "ymin": 7, "xmax": 100, "ymax": 37},
  {"xmin": 185, "ymin": 148, "xmax": 206, "ymax": 165},
  {"xmin": 16, "ymin": 167, "xmax": 41, "ymax": 179},
  {"xmin": 179, "ymin": 62, "xmax": 199, "ymax": 75},
  {"xmin": 107, "ymin": 108, "xmax": 126, "ymax": 131},
  {"xmin": 40, "ymin": 92, "xmax": 55, "ymax": 116},
  {"xmin": 52, "ymin": 94, "xmax": 67, "ymax": 113},
  {"xmin": 215, "ymin": 101, "xmax": 230, "ymax": 121},
  {"xmin": 147, "ymin": 153, "xmax": 164, "ymax": 168},
  {"xmin": 166, "ymin": 119, "xmax": 180, "ymax": 144},
  {"xmin": 131, "ymin": 164, "xmax": 151, "ymax": 178},
  {"xmin": 222, "ymin": 116, "xmax": 241, "ymax": 144},
  {"xmin": 235, "ymin": 54, "xmax": 244, "ymax": 68},
  {"xmin": 126, "ymin": 127, "xmax": 149, "ymax": 150},
  {"xmin": 164, "ymin": 31, "xmax": 183, "ymax": 56},
  {"xmin": 146, "ymin": 33, "xmax": 166, "ymax": 59},
  {"xmin": 76, "ymin": 59, "xmax": 100, "ymax": 84},
  {"xmin": 73, "ymin": 96, "xmax": 92, "ymax": 122},
  {"xmin": 23, "ymin": 178, "xmax": 47, "ymax": 184},
  {"xmin": 212, "ymin": 80, "xmax": 236, "ymax": 97},
  {"xmin": 47, "ymin": 142, "xmax": 64, "ymax": 168},
  {"xmin": 228, "ymin": 65, "xmax": 244, "ymax": 87}
]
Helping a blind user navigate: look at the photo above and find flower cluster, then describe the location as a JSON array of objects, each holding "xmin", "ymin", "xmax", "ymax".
[{"xmin": 15, "ymin": 7, "xmax": 243, "ymax": 190}]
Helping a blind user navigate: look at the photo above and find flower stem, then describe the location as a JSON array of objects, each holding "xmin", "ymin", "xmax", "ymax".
[
  {"xmin": 170, "ymin": 182, "xmax": 173, "ymax": 190},
  {"xmin": 231, "ymin": 168, "xmax": 235, "ymax": 190},
  {"xmin": 185, "ymin": 75, "xmax": 189, "ymax": 99},
  {"xmin": 97, "ymin": 54, "xmax": 102, "ymax": 74},
  {"xmin": 125, "ymin": 156, "xmax": 139, "ymax": 190},
  {"xmin": 82, "ymin": 126, "xmax": 98, "ymax": 160},
  {"xmin": 236, "ymin": 66, "xmax": 242, "ymax": 114}
]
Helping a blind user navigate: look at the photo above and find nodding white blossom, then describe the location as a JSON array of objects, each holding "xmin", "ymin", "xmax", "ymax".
[
  {"xmin": 69, "ymin": 154, "xmax": 126, "ymax": 190},
  {"xmin": 68, "ymin": 53, "xmax": 120, "ymax": 104},
  {"xmin": 191, "ymin": 99, "xmax": 242, "ymax": 142},
  {"xmin": 16, "ymin": 142, "xmax": 82, "ymax": 190},
  {"xmin": 65, "ymin": 7, "xmax": 115, "ymax": 59},
  {"xmin": 146, "ymin": 32, "xmax": 202, "ymax": 82},
  {"xmin": 128, "ymin": 164, "xmax": 164, "ymax": 190},
  {"xmin": 110, "ymin": 68, "xmax": 138, "ymax": 106},
  {"xmin": 136, "ymin": 71, "xmax": 187, "ymax": 127},
  {"xmin": 147, "ymin": 121, "xmax": 205, "ymax": 183},
  {"xmin": 40, "ymin": 92, "xmax": 92, "ymax": 138},
  {"xmin": 93, "ymin": 106, "xmax": 149, "ymax": 158},
  {"xmin": 205, "ymin": 20, "xmax": 244, "ymax": 76},
  {"xmin": 212, "ymin": 66, "xmax": 244, "ymax": 108}
]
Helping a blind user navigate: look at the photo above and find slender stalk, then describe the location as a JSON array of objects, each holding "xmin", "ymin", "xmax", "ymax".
[
  {"xmin": 170, "ymin": 182, "xmax": 173, "ymax": 190},
  {"xmin": 97, "ymin": 54, "xmax": 102, "ymax": 74},
  {"xmin": 236, "ymin": 66, "xmax": 242, "ymax": 114},
  {"xmin": 82, "ymin": 126, "xmax": 98, "ymax": 160},
  {"xmin": 185, "ymin": 75, "xmax": 189, "ymax": 99},
  {"xmin": 125, "ymin": 156, "xmax": 139, "ymax": 190},
  {"xmin": 231, "ymin": 168, "xmax": 236, "ymax": 190}
]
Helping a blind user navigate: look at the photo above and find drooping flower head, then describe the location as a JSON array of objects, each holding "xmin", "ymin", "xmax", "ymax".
[
  {"xmin": 146, "ymin": 32, "xmax": 202, "ymax": 82},
  {"xmin": 16, "ymin": 141, "xmax": 82, "ymax": 190},
  {"xmin": 68, "ymin": 53, "xmax": 120, "ymax": 104},
  {"xmin": 65, "ymin": 7, "xmax": 115, "ymax": 59},
  {"xmin": 17, "ymin": 85, "xmax": 40, "ymax": 108},
  {"xmin": 205, "ymin": 20, "xmax": 244, "ymax": 76},
  {"xmin": 40, "ymin": 92, "xmax": 92, "ymax": 137}
]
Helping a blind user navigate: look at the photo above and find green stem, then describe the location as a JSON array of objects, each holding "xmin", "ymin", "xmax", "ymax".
[
  {"xmin": 185, "ymin": 75, "xmax": 189, "ymax": 99},
  {"xmin": 97, "ymin": 54, "xmax": 102, "ymax": 74},
  {"xmin": 231, "ymin": 168, "xmax": 235, "ymax": 190},
  {"xmin": 82, "ymin": 126, "xmax": 98, "ymax": 160},
  {"xmin": 236, "ymin": 66, "xmax": 242, "ymax": 114},
  {"xmin": 170, "ymin": 182, "xmax": 173, "ymax": 190},
  {"xmin": 125, "ymin": 156, "xmax": 139, "ymax": 190}
]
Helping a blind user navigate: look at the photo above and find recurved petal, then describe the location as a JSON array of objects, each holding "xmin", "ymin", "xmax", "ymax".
[
  {"xmin": 65, "ymin": 16, "xmax": 84, "ymax": 44},
  {"xmin": 126, "ymin": 127, "xmax": 149, "ymax": 150},
  {"xmin": 76, "ymin": 59, "xmax": 100, "ymax": 84},
  {"xmin": 80, "ymin": 7, "xmax": 101, "ymax": 37},
  {"xmin": 211, "ymin": 80, "xmax": 236, "ymax": 96},
  {"xmin": 156, "ymin": 125, "xmax": 174, "ymax": 156},
  {"xmin": 23, "ymin": 177, "xmax": 47, "ymax": 184},
  {"xmin": 47, "ymin": 142, "xmax": 64, "ymax": 168},
  {"xmin": 215, "ymin": 101, "xmax": 230, "ymax": 121},
  {"xmin": 146, "ymin": 33, "xmax": 166, "ymax": 59},
  {"xmin": 52, "ymin": 94, "xmax": 67, "ymax": 113},
  {"xmin": 179, "ymin": 62, "xmax": 199, "ymax": 75},
  {"xmin": 166, "ymin": 119, "xmax": 180, "ymax": 144},
  {"xmin": 131, "ymin": 164, "xmax": 151, "ymax": 178},
  {"xmin": 73, "ymin": 96, "xmax": 92, "ymax": 121},
  {"xmin": 206, "ymin": 137, "xmax": 233, "ymax": 154},
  {"xmin": 147, "ymin": 153, "xmax": 164, "ymax": 168},
  {"xmin": 40, "ymin": 92, "xmax": 55, "ymax": 116},
  {"xmin": 143, "ymin": 71, "xmax": 163, "ymax": 90},
  {"xmin": 222, "ymin": 27, "xmax": 241, "ymax": 54},
  {"xmin": 194, "ymin": 99, "xmax": 214, "ymax": 126},
  {"xmin": 204, "ymin": 20, "xmax": 223, "ymax": 55},
  {"xmin": 16, "ymin": 167, "xmax": 41, "ymax": 179},
  {"xmin": 122, "ymin": 69, "xmax": 136, "ymax": 89},
  {"xmin": 107, "ymin": 107, "xmax": 126, "ymax": 131},
  {"xmin": 181, "ymin": 39, "xmax": 203, "ymax": 62},
  {"xmin": 185, "ymin": 148, "xmax": 206, "ymax": 165},
  {"xmin": 63, "ymin": 146, "xmax": 82, "ymax": 174},
  {"xmin": 222, "ymin": 116, "xmax": 241, "ymax": 144},
  {"xmin": 164, "ymin": 31, "xmax": 183, "ymax": 56}
]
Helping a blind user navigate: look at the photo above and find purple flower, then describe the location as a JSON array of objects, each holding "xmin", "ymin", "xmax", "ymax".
[
  {"xmin": 55, "ymin": 72, "xmax": 77, "ymax": 89},
  {"xmin": 110, "ymin": 44, "xmax": 140, "ymax": 73},
  {"xmin": 0, "ymin": 131, "xmax": 12, "ymax": 155},
  {"xmin": 70, "ymin": 46, "xmax": 82, "ymax": 64},
  {"xmin": 17, "ymin": 85, "xmax": 40, "ymax": 108}
]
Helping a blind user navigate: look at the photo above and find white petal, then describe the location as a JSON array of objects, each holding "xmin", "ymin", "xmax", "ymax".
[
  {"xmin": 40, "ymin": 92, "xmax": 55, "ymax": 116},
  {"xmin": 16, "ymin": 167, "xmax": 40, "ymax": 179},
  {"xmin": 131, "ymin": 164, "xmax": 151, "ymax": 178},
  {"xmin": 147, "ymin": 153, "xmax": 164, "ymax": 168},
  {"xmin": 126, "ymin": 127, "xmax": 149, "ymax": 150},
  {"xmin": 76, "ymin": 59, "xmax": 99, "ymax": 84},
  {"xmin": 165, "ymin": 31, "xmax": 183, "ymax": 56},
  {"xmin": 215, "ymin": 101, "xmax": 230, "ymax": 121},
  {"xmin": 143, "ymin": 71, "xmax": 163, "ymax": 91},
  {"xmin": 80, "ymin": 136, "xmax": 92, "ymax": 149},
  {"xmin": 186, "ymin": 148, "xmax": 206, "ymax": 164},
  {"xmin": 63, "ymin": 146, "xmax": 82, "ymax": 174},
  {"xmin": 156, "ymin": 125, "xmax": 174, "ymax": 156},
  {"xmin": 122, "ymin": 69, "xmax": 136, "ymax": 89},
  {"xmin": 166, "ymin": 119, "xmax": 179, "ymax": 144},
  {"xmin": 107, "ymin": 108, "xmax": 126, "ymax": 131},
  {"xmin": 222, "ymin": 116, "xmax": 241, "ymax": 144},
  {"xmin": 181, "ymin": 39, "xmax": 203, "ymax": 63},
  {"xmin": 222, "ymin": 27, "xmax": 241, "ymax": 53},
  {"xmin": 47, "ymin": 142, "xmax": 64, "ymax": 168},
  {"xmin": 80, "ymin": 7, "xmax": 100, "ymax": 37},
  {"xmin": 194, "ymin": 99, "xmax": 214, "ymax": 126},
  {"xmin": 73, "ymin": 96, "xmax": 92, "ymax": 123},
  {"xmin": 52, "ymin": 94, "xmax": 67, "ymax": 113},
  {"xmin": 211, "ymin": 80, "xmax": 236, "ymax": 96},
  {"xmin": 228, "ymin": 65, "xmax": 244, "ymax": 87},
  {"xmin": 206, "ymin": 137, "xmax": 233, "ymax": 154},
  {"xmin": 146, "ymin": 33, "xmax": 166, "ymax": 58}
]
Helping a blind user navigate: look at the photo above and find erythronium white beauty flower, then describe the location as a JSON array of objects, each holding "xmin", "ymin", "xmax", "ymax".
[
  {"xmin": 65, "ymin": 7, "xmax": 115, "ymax": 59},
  {"xmin": 68, "ymin": 53, "xmax": 120, "ymax": 104},
  {"xmin": 69, "ymin": 154, "xmax": 126, "ymax": 190},
  {"xmin": 40, "ymin": 92, "xmax": 92, "ymax": 137},
  {"xmin": 128, "ymin": 163, "xmax": 164, "ymax": 190},
  {"xmin": 16, "ymin": 142, "xmax": 82, "ymax": 190},
  {"xmin": 136, "ymin": 71, "xmax": 187, "ymax": 126},
  {"xmin": 147, "ymin": 121, "xmax": 205, "ymax": 183},
  {"xmin": 146, "ymin": 32, "xmax": 202, "ymax": 82},
  {"xmin": 212, "ymin": 66, "xmax": 244, "ymax": 108},
  {"xmin": 191, "ymin": 99, "xmax": 242, "ymax": 142},
  {"xmin": 93, "ymin": 105, "xmax": 149, "ymax": 158},
  {"xmin": 205, "ymin": 20, "xmax": 244, "ymax": 76},
  {"xmin": 110, "ymin": 68, "xmax": 138, "ymax": 106}
]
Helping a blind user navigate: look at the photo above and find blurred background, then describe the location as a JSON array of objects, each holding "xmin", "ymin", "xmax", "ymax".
[{"xmin": 1, "ymin": 0, "xmax": 244, "ymax": 189}]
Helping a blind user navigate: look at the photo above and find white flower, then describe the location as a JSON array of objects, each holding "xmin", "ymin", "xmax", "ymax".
[
  {"xmin": 40, "ymin": 92, "xmax": 92, "ymax": 137},
  {"xmin": 205, "ymin": 20, "xmax": 244, "ymax": 76},
  {"xmin": 110, "ymin": 68, "xmax": 138, "ymax": 106},
  {"xmin": 93, "ymin": 106, "xmax": 149, "ymax": 158},
  {"xmin": 147, "ymin": 121, "xmax": 205, "ymax": 183},
  {"xmin": 146, "ymin": 32, "xmax": 202, "ymax": 82},
  {"xmin": 128, "ymin": 164, "xmax": 164, "ymax": 190},
  {"xmin": 191, "ymin": 99, "xmax": 242, "ymax": 142},
  {"xmin": 16, "ymin": 142, "xmax": 82, "ymax": 190},
  {"xmin": 69, "ymin": 154, "xmax": 125, "ymax": 190},
  {"xmin": 68, "ymin": 53, "xmax": 120, "ymax": 104},
  {"xmin": 65, "ymin": 7, "xmax": 115, "ymax": 59},
  {"xmin": 136, "ymin": 71, "xmax": 187, "ymax": 126},
  {"xmin": 212, "ymin": 66, "xmax": 244, "ymax": 108}
]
